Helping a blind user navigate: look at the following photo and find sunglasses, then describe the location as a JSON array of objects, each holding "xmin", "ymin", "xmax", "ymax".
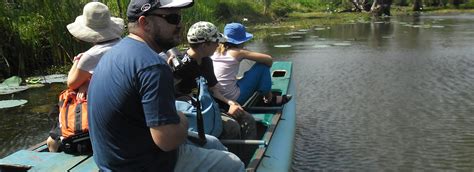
[{"xmin": 147, "ymin": 13, "xmax": 181, "ymax": 25}]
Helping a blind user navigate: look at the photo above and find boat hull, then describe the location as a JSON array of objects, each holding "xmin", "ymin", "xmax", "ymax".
[{"xmin": 0, "ymin": 61, "xmax": 296, "ymax": 172}]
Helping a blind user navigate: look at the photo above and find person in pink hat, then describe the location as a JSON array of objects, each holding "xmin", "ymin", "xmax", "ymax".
[{"xmin": 46, "ymin": 1, "xmax": 124, "ymax": 153}]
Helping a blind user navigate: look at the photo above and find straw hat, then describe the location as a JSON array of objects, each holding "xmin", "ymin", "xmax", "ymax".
[{"xmin": 67, "ymin": 2, "xmax": 124, "ymax": 43}]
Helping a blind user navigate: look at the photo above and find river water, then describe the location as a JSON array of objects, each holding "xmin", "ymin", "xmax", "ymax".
[
  {"xmin": 257, "ymin": 14, "xmax": 474, "ymax": 171},
  {"xmin": 1, "ymin": 14, "xmax": 474, "ymax": 171}
]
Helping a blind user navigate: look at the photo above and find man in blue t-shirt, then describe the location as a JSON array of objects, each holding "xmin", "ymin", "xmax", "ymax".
[{"xmin": 87, "ymin": 0, "xmax": 244, "ymax": 171}]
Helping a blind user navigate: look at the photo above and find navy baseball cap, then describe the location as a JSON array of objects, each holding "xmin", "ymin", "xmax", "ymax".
[{"xmin": 127, "ymin": 0, "xmax": 194, "ymax": 21}]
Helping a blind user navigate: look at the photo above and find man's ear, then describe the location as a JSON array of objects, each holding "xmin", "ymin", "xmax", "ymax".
[{"xmin": 137, "ymin": 16, "xmax": 148, "ymax": 29}]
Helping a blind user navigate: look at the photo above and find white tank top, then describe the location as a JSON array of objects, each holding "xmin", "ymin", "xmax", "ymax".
[{"xmin": 210, "ymin": 51, "xmax": 242, "ymax": 101}]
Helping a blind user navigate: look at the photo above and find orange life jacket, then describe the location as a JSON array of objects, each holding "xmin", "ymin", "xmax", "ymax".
[{"xmin": 58, "ymin": 89, "xmax": 88, "ymax": 139}]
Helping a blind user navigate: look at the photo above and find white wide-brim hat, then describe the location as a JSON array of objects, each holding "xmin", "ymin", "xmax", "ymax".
[{"xmin": 67, "ymin": 2, "xmax": 124, "ymax": 43}]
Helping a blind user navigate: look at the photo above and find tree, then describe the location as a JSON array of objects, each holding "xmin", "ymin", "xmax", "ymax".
[
  {"xmin": 259, "ymin": 0, "xmax": 272, "ymax": 14},
  {"xmin": 413, "ymin": 0, "xmax": 423, "ymax": 11},
  {"xmin": 351, "ymin": 0, "xmax": 370, "ymax": 11},
  {"xmin": 371, "ymin": 0, "xmax": 392, "ymax": 16}
]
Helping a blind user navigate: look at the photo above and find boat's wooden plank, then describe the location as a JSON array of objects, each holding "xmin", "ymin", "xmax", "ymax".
[
  {"xmin": 256, "ymin": 74, "xmax": 296, "ymax": 172},
  {"xmin": 0, "ymin": 150, "xmax": 90, "ymax": 171},
  {"xmin": 69, "ymin": 156, "xmax": 99, "ymax": 172},
  {"xmin": 262, "ymin": 112, "xmax": 282, "ymax": 144},
  {"xmin": 246, "ymin": 112, "xmax": 282, "ymax": 170},
  {"xmin": 246, "ymin": 147, "xmax": 266, "ymax": 172}
]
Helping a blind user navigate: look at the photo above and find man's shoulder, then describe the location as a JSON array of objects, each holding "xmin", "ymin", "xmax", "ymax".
[
  {"xmin": 109, "ymin": 37, "xmax": 147, "ymax": 53},
  {"xmin": 105, "ymin": 38, "xmax": 167, "ymax": 66}
]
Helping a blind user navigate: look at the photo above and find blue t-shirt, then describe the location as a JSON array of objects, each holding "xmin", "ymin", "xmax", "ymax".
[{"xmin": 88, "ymin": 37, "xmax": 179, "ymax": 171}]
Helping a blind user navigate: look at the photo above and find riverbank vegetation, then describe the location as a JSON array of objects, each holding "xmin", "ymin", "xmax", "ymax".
[{"xmin": 0, "ymin": 0, "xmax": 473, "ymax": 80}]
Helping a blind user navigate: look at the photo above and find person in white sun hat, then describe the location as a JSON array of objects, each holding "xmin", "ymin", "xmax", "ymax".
[
  {"xmin": 172, "ymin": 21, "xmax": 257, "ymax": 164},
  {"xmin": 45, "ymin": 1, "xmax": 123, "ymax": 153},
  {"xmin": 65, "ymin": 1, "xmax": 124, "ymax": 98},
  {"xmin": 87, "ymin": 0, "xmax": 244, "ymax": 171}
]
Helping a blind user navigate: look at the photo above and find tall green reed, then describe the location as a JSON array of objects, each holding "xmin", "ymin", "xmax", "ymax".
[{"xmin": 0, "ymin": 0, "xmax": 331, "ymax": 80}]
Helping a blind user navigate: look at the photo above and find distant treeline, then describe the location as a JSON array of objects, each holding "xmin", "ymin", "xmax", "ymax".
[{"xmin": 0, "ymin": 0, "xmax": 472, "ymax": 79}]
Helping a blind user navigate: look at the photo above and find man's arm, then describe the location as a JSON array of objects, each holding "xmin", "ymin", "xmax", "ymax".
[{"xmin": 149, "ymin": 111, "xmax": 188, "ymax": 151}]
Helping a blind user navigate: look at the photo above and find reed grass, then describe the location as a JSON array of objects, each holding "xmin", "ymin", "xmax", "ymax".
[{"xmin": 0, "ymin": 0, "xmax": 471, "ymax": 80}]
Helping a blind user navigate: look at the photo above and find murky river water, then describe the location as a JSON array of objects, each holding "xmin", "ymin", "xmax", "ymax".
[
  {"xmin": 1, "ymin": 13, "xmax": 474, "ymax": 171},
  {"xmin": 254, "ymin": 14, "xmax": 474, "ymax": 171}
]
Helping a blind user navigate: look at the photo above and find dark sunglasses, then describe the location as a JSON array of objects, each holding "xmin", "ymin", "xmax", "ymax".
[{"xmin": 147, "ymin": 13, "xmax": 181, "ymax": 25}]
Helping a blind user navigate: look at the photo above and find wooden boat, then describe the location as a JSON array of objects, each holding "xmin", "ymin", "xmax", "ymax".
[{"xmin": 0, "ymin": 61, "xmax": 296, "ymax": 172}]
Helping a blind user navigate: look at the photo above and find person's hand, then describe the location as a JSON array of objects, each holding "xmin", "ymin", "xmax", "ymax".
[
  {"xmin": 227, "ymin": 101, "xmax": 245, "ymax": 118},
  {"xmin": 76, "ymin": 83, "xmax": 88, "ymax": 102},
  {"xmin": 73, "ymin": 53, "xmax": 83, "ymax": 63},
  {"xmin": 167, "ymin": 55, "xmax": 176, "ymax": 66}
]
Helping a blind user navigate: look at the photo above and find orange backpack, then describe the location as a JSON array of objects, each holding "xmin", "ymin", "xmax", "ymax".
[{"xmin": 58, "ymin": 89, "xmax": 89, "ymax": 142}]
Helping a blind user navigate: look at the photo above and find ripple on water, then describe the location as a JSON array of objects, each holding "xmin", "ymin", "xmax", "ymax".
[
  {"xmin": 313, "ymin": 44, "xmax": 331, "ymax": 48},
  {"xmin": 290, "ymin": 24, "xmax": 474, "ymax": 169}
]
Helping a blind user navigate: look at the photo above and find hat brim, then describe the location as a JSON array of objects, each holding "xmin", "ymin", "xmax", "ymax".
[
  {"xmin": 67, "ymin": 16, "xmax": 124, "ymax": 43},
  {"xmin": 160, "ymin": 0, "xmax": 194, "ymax": 8},
  {"xmin": 226, "ymin": 32, "xmax": 253, "ymax": 45}
]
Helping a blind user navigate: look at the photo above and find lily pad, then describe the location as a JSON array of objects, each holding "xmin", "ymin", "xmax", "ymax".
[
  {"xmin": 289, "ymin": 36, "xmax": 303, "ymax": 39},
  {"xmin": 274, "ymin": 45, "xmax": 292, "ymax": 48},
  {"xmin": 27, "ymin": 83, "xmax": 45, "ymax": 88},
  {"xmin": 26, "ymin": 74, "xmax": 67, "ymax": 84},
  {"xmin": 0, "ymin": 86, "xmax": 29, "ymax": 95},
  {"xmin": 0, "ymin": 76, "xmax": 29, "ymax": 95},
  {"xmin": 313, "ymin": 44, "xmax": 331, "ymax": 48},
  {"xmin": 1, "ymin": 76, "xmax": 22, "ymax": 87},
  {"xmin": 332, "ymin": 42, "xmax": 352, "ymax": 46},
  {"xmin": 285, "ymin": 32, "xmax": 306, "ymax": 36},
  {"xmin": 422, "ymin": 25, "xmax": 432, "ymax": 29},
  {"xmin": 0, "ymin": 99, "xmax": 28, "ymax": 109}
]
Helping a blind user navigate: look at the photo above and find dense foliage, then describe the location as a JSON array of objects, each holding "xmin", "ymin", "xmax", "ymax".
[{"xmin": 0, "ymin": 0, "xmax": 472, "ymax": 79}]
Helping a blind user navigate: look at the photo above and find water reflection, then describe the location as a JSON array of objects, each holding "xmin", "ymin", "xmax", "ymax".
[{"xmin": 0, "ymin": 84, "xmax": 63, "ymax": 157}]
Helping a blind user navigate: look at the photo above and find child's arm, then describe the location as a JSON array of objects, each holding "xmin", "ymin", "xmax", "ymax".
[{"xmin": 238, "ymin": 49, "xmax": 273, "ymax": 67}]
